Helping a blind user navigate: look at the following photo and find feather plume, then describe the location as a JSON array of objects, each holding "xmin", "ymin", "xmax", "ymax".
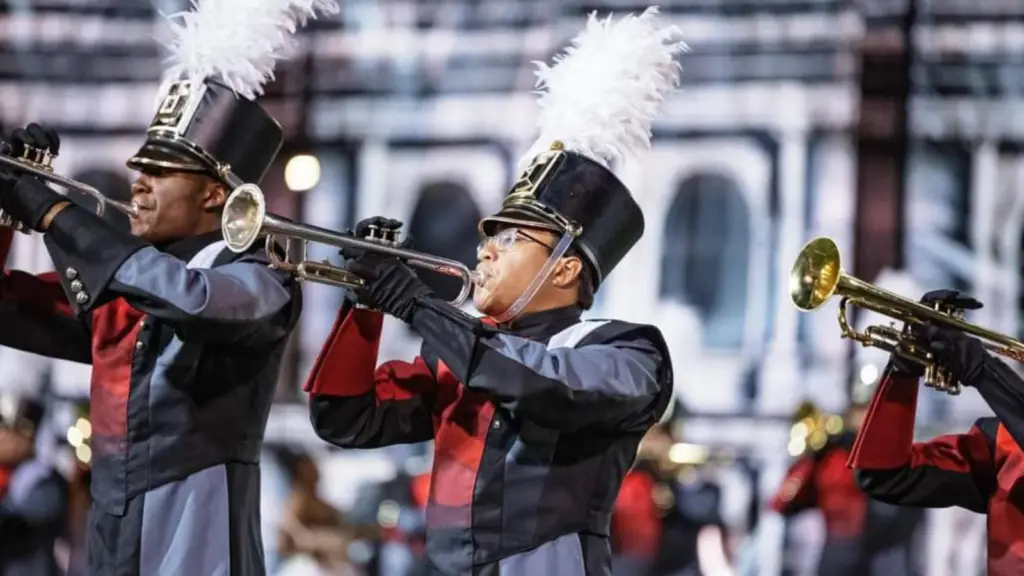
[
  {"xmin": 518, "ymin": 7, "xmax": 687, "ymax": 173},
  {"xmin": 157, "ymin": 0, "xmax": 340, "ymax": 102}
]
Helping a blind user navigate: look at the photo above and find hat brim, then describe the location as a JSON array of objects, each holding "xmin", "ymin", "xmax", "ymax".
[
  {"xmin": 126, "ymin": 142, "xmax": 209, "ymax": 175},
  {"xmin": 478, "ymin": 206, "xmax": 564, "ymax": 237}
]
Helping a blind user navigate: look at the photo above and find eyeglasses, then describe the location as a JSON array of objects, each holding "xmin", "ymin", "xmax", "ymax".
[{"xmin": 478, "ymin": 227, "xmax": 555, "ymax": 255}]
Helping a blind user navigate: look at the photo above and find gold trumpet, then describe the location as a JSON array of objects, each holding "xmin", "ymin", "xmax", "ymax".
[
  {"xmin": 790, "ymin": 236, "xmax": 1024, "ymax": 395},
  {"xmin": 0, "ymin": 149, "xmax": 139, "ymax": 232},
  {"xmin": 221, "ymin": 184, "xmax": 484, "ymax": 306}
]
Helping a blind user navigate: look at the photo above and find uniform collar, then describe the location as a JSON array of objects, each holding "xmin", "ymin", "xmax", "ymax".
[
  {"xmin": 157, "ymin": 229, "xmax": 223, "ymax": 261},
  {"xmin": 496, "ymin": 305, "xmax": 583, "ymax": 340}
]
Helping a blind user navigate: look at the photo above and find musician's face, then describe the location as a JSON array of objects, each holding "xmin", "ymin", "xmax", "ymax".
[
  {"xmin": 129, "ymin": 168, "xmax": 226, "ymax": 244},
  {"xmin": 474, "ymin": 224, "xmax": 582, "ymax": 317}
]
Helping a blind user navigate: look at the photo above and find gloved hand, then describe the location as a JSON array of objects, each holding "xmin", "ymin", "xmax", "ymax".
[
  {"xmin": 339, "ymin": 216, "xmax": 413, "ymax": 260},
  {"xmin": 0, "ymin": 123, "xmax": 65, "ymax": 231},
  {"xmin": 890, "ymin": 289, "xmax": 985, "ymax": 383},
  {"xmin": 342, "ymin": 216, "xmax": 429, "ymax": 321},
  {"xmin": 348, "ymin": 256, "xmax": 433, "ymax": 323},
  {"xmin": 4, "ymin": 123, "xmax": 61, "ymax": 161}
]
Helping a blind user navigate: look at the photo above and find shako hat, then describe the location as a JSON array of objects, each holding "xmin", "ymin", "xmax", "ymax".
[
  {"xmin": 127, "ymin": 0, "xmax": 339, "ymax": 187},
  {"xmin": 480, "ymin": 7, "xmax": 687, "ymax": 286}
]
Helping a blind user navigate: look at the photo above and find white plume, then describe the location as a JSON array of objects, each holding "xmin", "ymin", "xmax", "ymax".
[
  {"xmin": 157, "ymin": 0, "xmax": 340, "ymax": 102},
  {"xmin": 518, "ymin": 7, "xmax": 687, "ymax": 173}
]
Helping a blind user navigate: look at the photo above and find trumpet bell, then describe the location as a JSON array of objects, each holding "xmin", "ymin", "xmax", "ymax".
[
  {"xmin": 222, "ymin": 184, "xmax": 266, "ymax": 253},
  {"xmin": 790, "ymin": 236, "xmax": 842, "ymax": 312}
]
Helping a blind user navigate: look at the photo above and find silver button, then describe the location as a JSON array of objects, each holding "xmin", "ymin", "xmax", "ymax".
[
  {"xmin": 70, "ymin": 279, "xmax": 83, "ymax": 292},
  {"xmin": 74, "ymin": 291, "xmax": 88, "ymax": 305},
  {"xmin": 135, "ymin": 341, "xmax": 145, "ymax": 351},
  {"xmin": 492, "ymin": 419, "xmax": 501, "ymax": 430},
  {"xmin": 139, "ymin": 320, "xmax": 148, "ymax": 329},
  {"xmin": 65, "ymin": 267, "xmax": 77, "ymax": 280}
]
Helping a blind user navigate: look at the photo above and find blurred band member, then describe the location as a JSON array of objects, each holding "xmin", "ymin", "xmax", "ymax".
[
  {"xmin": 770, "ymin": 398, "xmax": 922, "ymax": 576},
  {"xmin": 0, "ymin": 395, "xmax": 68, "ymax": 576},
  {"xmin": 849, "ymin": 290, "xmax": 1024, "ymax": 575},
  {"xmin": 612, "ymin": 403, "xmax": 732, "ymax": 576},
  {"xmin": 0, "ymin": 1, "xmax": 330, "ymax": 571},
  {"xmin": 305, "ymin": 8, "xmax": 684, "ymax": 575}
]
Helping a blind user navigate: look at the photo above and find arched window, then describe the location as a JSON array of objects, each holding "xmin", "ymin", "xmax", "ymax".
[
  {"xmin": 71, "ymin": 168, "xmax": 133, "ymax": 232},
  {"xmin": 660, "ymin": 173, "xmax": 750, "ymax": 350},
  {"xmin": 408, "ymin": 182, "xmax": 481, "ymax": 303}
]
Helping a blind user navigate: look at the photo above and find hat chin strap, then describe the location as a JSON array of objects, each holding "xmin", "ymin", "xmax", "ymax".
[{"xmin": 491, "ymin": 231, "xmax": 576, "ymax": 324}]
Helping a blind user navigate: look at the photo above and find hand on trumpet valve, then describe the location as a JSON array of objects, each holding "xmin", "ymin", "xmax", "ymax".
[
  {"xmin": 890, "ymin": 290, "xmax": 986, "ymax": 383},
  {"xmin": 0, "ymin": 124, "xmax": 67, "ymax": 232},
  {"xmin": 5, "ymin": 123, "xmax": 60, "ymax": 170},
  {"xmin": 339, "ymin": 216, "xmax": 411, "ymax": 260}
]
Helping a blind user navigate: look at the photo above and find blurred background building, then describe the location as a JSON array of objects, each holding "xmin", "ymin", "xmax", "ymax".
[{"xmin": 0, "ymin": 0, "xmax": 1017, "ymax": 574}]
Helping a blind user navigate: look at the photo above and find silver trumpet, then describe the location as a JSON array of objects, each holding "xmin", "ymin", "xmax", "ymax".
[
  {"xmin": 221, "ymin": 184, "xmax": 484, "ymax": 306},
  {"xmin": 0, "ymin": 150, "xmax": 139, "ymax": 232}
]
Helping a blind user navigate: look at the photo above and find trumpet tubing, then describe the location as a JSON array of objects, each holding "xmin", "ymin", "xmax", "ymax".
[
  {"xmin": 221, "ymin": 184, "xmax": 482, "ymax": 306},
  {"xmin": 789, "ymin": 236, "xmax": 1024, "ymax": 395},
  {"xmin": 0, "ymin": 153, "xmax": 139, "ymax": 232}
]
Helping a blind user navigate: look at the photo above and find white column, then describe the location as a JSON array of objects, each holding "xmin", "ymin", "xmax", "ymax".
[
  {"xmin": 759, "ymin": 92, "xmax": 808, "ymax": 413},
  {"xmin": 970, "ymin": 140, "xmax": 999, "ymax": 326}
]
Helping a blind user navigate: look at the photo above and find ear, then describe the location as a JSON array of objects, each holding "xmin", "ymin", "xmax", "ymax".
[
  {"xmin": 551, "ymin": 255, "xmax": 583, "ymax": 289},
  {"xmin": 200, "ymin": 178, "xmax": 228, "ymax": 211}
]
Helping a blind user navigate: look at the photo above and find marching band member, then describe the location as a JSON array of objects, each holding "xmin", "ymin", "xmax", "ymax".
[
  {"xmin": 849, "ymin": 289, "xmax": 1024, "ymax": 575},
  {"xmin": 611, "ymin": 402, "xmax": 732, "ymax": 576},
  {"xmin": 305, "ymin": 8, "xmax": 685, "ymax": 575},
  {"xmin": 0, "ymin": 395, "xmax": 67, "ymax": 576},
  {"xmin": 770, "ymin": 398, "xmax": 921, "ymax": 576},
  {"xmin": 0, "ymin": 1, "xmax": 335, "ymax": 572}
]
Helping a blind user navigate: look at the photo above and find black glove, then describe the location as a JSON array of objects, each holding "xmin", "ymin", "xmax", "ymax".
[
  {"xmin": 348, "ymin": 256, "xmax": 433, "ymax": 323},
  {"xmin": 5, "ymin": 123, "xmax": 61, "ymax": 161},
  {"xmin": 339, "ymin": 216, "xmax": 412, "ymax": 260},
  {"xmin": 890, "ymin": 289, "xmax": 984, "ymax": 379},
  {"xmin": 0, "ymin": 123, "xmax": 66, "ymax": 231}
]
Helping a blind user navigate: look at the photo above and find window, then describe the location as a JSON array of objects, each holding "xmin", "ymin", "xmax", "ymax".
[
  {"xmin": 660, "ymin": 173, "xmax": 750, "ymax": 350},
  {"xmin": 408, "ymin": 181, "xmax": 482, "ymax": 302}
]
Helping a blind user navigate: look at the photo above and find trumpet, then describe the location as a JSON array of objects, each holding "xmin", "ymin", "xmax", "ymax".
[
  {"xmin": 788, "ymin": 401, "xmax": 843, "ymax": 456},
  {"xmin": 0, "ymin": 150, "xmax": 139, "ymax": 232},
  {"xmin": 221, "ymin": 184, "xmax": 484, "ymax": 306},
  {"xmin": 790, "ymin": 236, "xmax": 1024, "ymax": 395}
]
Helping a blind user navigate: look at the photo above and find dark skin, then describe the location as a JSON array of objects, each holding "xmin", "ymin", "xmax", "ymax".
[
  {"xmin": 474, "ymin": 225, "xmax": 584, "ymax": 317},
  {"xmin": 42, "ymin": 167, "xmax": 227, "ymax": 244}
]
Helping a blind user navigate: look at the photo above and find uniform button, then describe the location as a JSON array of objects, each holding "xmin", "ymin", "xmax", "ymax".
[
  {"xmin": 135, "ymin": 341, "xmax": 145, "ymax": 351},
  {"xmin": 139, "ymin": 320, "xmax": 148, "ymax": 329},
  {"xmin": 65, "ymin": 267, "xmax": 77, "ymax": 280},
  {"xmin": 492, "ymin": 419, "xmax": 501, "ymax": 430},
  {"xmin": 70, "ymin": 279, "xmax": 83, "ymax": 292},
  {"xmin": 75, "ymin": 291, "xmax": 89, "ymax": 305}
]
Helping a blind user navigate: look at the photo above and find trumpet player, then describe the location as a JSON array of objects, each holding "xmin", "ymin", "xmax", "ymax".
[
  {"xmin": 769, "ymin": 398, "xmax": 922, "ymax": 576},
  {"xmin": 0, "ymin": 0, "xmax": 332, "ymax": 572},
  {"xmin": 848, "ymin": 289, "xmax": 1024, "ymax": 575},
  {"xmin": 305, "ymin": 8, "xmax": 682, "ymax": 575}
]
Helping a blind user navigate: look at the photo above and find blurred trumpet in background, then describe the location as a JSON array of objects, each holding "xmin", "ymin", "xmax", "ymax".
[{"xmin": 787, "ymin": 400, "xmax": 844, "ymax": 457}]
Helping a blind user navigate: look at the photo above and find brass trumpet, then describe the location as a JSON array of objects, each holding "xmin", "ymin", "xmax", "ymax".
[
  {"xmin": 790, "ymin": 236, "xmax": 1024, "ymax": 395},
  {"xmin": 221, "ymin": 184, "xmax": 483, "ymax": 306},
  {"xmin": 0, "ymin": 150, "xmax": 139, "ymax": 232}
]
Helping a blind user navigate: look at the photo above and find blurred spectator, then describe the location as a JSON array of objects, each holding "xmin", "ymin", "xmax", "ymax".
[{"xmin": 0, "ymin": 395, "xmax": 68, "ymax": 576}]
